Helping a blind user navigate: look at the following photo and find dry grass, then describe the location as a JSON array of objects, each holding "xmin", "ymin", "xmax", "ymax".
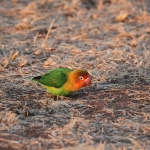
[{"xmin": 0, "ymin": 0, "xmax": 150, "ymax": 149}]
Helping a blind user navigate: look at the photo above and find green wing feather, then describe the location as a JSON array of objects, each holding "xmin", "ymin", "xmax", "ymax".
[{"xmin": 32, "ymin": 68, "xmax": 72, "ymax": 88}]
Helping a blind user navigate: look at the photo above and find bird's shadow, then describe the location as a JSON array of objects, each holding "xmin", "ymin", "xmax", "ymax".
[{"xmin": 63, "ymin": 85, "xmax": 97, "ymax": 100}]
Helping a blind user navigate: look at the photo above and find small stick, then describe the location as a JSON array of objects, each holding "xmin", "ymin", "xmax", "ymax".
[{"xmin": 41, "ymin": 16, "xmax": 58, "ymax": 50}]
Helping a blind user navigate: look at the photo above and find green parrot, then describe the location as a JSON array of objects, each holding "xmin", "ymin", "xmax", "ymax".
[{"xmin": 31, "ymin": 67, "xmax": 91, "ymax": 96}]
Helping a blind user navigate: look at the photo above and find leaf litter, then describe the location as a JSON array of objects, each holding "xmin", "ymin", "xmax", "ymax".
[{"xmin": 0, "ymin": 0, "xmax": 150, "ymax": 149}]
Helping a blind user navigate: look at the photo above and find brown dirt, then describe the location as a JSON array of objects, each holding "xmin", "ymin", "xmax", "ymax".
[{"xmin": 0, "ymin": 0, "xmax": 150, "ymax": 149}]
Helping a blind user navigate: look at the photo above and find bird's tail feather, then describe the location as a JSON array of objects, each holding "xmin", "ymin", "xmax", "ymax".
[{"xmin": 31, "ymin": 76, "xmax": 41, "ymax": 82}]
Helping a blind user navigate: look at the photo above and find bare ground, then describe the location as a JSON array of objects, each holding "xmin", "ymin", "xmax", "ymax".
[{"xmin": 0, "ymin": 0, "xmax": 150, "ymax": 149}]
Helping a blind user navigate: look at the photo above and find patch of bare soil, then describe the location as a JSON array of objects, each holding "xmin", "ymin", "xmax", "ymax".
[{"xmin": 0, "ymin": 0, "xmax": 150, "ymax": 149}]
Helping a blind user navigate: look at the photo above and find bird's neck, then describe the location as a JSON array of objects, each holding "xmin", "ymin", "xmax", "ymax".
[
  {"xmin": 63, "ymin": 80, "xmax": 81, "ymax": 92},
  {"xmin": 63, "ymin": 81, "xmax": 74, "ymax": 92}
]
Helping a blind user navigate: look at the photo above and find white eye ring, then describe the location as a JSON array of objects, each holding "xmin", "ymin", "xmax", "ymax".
[{"xmin": 79, "ymin": 76, "xmax": 84, "ymax": 80}]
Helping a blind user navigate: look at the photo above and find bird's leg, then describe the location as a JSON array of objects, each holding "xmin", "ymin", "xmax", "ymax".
[
  {"xmin": 53, "ymin": 96, "xmax": 57, "ymax": 101},
  {"xmin": 53, "ymin": 95, "xmax": 64, "ymax": 100},
  {"xmin": 58, "ymin": 95, "xmax": 64, "ymax": 100},
  {"xmin": 57, "ymin": 96, "xmax": 59, "ymax": 100},
  {"xmin": 60, "ymin": 95, "xmax": 64, "ymax": 100}
]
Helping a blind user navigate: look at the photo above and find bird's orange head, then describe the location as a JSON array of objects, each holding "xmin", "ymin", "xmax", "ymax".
[{"xmin": 68, "ymin": 69, "xmax": 91, "ymax": 91}]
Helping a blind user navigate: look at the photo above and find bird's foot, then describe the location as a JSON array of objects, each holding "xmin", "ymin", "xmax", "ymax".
[
  {"xmin": 53, "ymin": 95, "xmax": 64, "ymax": 101},
  {"xmin": 59, "ymin": 95, "xmax": 64, "ymax": 100}
]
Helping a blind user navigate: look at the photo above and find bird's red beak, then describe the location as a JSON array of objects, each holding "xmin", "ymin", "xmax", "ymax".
[{"xmin": 85, "ymin": 77, "xmax": 91, "ymax": 86}]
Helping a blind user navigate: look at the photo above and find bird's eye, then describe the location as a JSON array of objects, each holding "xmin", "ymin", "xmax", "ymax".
[{"xmin": 79, "ymin": 76, "xmax": 84, "ymax": 80}]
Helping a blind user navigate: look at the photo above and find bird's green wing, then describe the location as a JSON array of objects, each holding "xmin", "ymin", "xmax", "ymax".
[{"xmin": 32, "ymin": 68, "xmax": 72, "ymax": 88}]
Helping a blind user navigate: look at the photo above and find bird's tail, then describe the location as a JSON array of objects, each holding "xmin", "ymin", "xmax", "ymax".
[{"xmin": 31, "ymin": 76, "xmax": 41, "ymax": 82}]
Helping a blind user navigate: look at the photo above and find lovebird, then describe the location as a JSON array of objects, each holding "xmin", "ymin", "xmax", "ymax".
[{"xmin": 31, "ymin": 68, "xmax": 91, "ymax": 96}]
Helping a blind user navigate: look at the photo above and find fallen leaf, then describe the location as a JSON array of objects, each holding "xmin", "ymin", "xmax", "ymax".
[
  {"xmin": 12, "ymin": 0, "xmax": 18, "ymax": 3},
  {"xmin": 0, "ymin": 65, "xmax": 4, "ymax": 72},
  {"xmin": 116, "ymin": 11, "xmax": 128, "ymax": 21},
  {"xmin": 3, "ymin": 59, "xmax": 9, "ymax": 67},
  {"xmin": 34, "ymin": 50, "xmax": 42, "ymax": 55},
  {"xmin": 130, "ymin": 39, "xmax": 137, "ymax": 47},
  {"xmin": 0, "ymin": 90, "xmax": 3, "ymax": 97},
  {"xmin": 71, "ymin": 49, "xmax": 81, "ymax": 54},
  {"xmin": 51, "ymin": 62, "xmax": 57, "ymax": 66},
  {"xmin": 11, "ymin": 51, "xmax": 19, "ymax": 61},
  {"xmin": 18, "ymin": 60, "xmax": 27, "ymax": 67},
  {"xmin": 43, "ymin": 57, "xmax": 57, "ymax": 67}
]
